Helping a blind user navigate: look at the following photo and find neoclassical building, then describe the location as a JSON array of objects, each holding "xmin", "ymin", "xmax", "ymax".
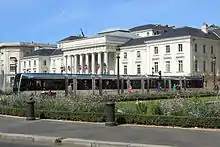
[{"xmin": 18, "ymin": 23, "xmax": 220, "ymax": 80}]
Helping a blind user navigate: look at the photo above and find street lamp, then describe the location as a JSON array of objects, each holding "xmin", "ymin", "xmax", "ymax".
[
  {"xmin": 116, "ymin": 46, "xmax": 120, "ymax": 95},
  {"xmin": 212, "ymin": 56, "xmax": 216, "ymax": 89}
]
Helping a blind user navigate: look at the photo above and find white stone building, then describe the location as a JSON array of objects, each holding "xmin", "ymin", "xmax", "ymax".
[
  {"xmin": 9, "ymin": 23, "xmax": 220, "ymax": 90},
  {"xmin": 0, "ymin": 42, "xmax": 56, "ymax": 90},
  {"xmin": 20, "ymin": 48, "xmax": 63, "ymax": 73},
  {"xmin": 58, "ymin": 30, "xmax": 135, "ymax": 75},
  {"xmin": 120, "ymin": 24, "xmax": 220, "ymax": 77}
]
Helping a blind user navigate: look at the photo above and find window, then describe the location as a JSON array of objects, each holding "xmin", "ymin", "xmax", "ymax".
[
  {"xmin": 34, "ymin": 70, "xmax": 36, "ymax": 73},
  {"xmin": 178, "ymin": 44, "xmax": 183, "ymax": 52},
  {"xmin": 165, "ymin": 61, "xmax": 170, "ymax": 72},
  {"xmin": 154, "ymin": 47, "xmax": 158, "ymax": 54},
  {"xmin": 166, "ymin": 45, "xmax": 170, "ymax": 53},
  {"xmin": 137, "ymin": 51, "xmax": 140, "ymax": 58},
  {"xmin": 203, "ymin": 45, "xmax": 206, "ymax": 53},
  {"xmin": 203, "ymin": 61, "xmax": 206, "ymax": 72},
  {"xmin": 195, "ymin": 60, "xmax": 198, "ymax": 72},
  {"xmin": 195, "ymin": 44, "xmax": 197, "ymax": 52},
  {"xmin": 147, "ymin": 32, "xmax": 149, "ymax": 36},
  {"xmin": 29, "ymin": 61, "xmax": 31, "ymax": 67},
  {"xmin": 137, "ymin": 64, "xmax": 141, "ymax": 74},
  {"xmin": 124, "ymin": 52, "xmax": 127, "ymax": 59},
  {"xmin": 154, "ymin": 62, "xmax": 158, "ymax": 73},
  {"xmin": 178, "ymin": 60, "xmax": 183, "ymax": 72},
  {"xmin": 124, "ymin": 65, "xmax": 127, "ymax": 75},
  {"xmin": 10, "ymin": 64, "xmax": 15, "ymax": 72},
  {"xmin": 211, "ymin": 45, "xmax": 214, "ymax": 54},
  {"xmin": 24, "ymin": 61, "xmax": 26, "ymax": 68},
  {"xmin": 43, "ymin": 60, "xmax": 46, "ymax": 66},
  {"xmin": 53, "ymin": 70, "xmax": 56, "ymax": 73},
  {"xmin": 34, "ymin": 60, "xmax": 36, "ymax": 67}
]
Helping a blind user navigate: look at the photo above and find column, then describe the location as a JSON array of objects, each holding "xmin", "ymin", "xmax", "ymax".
[
  {"xmin": 104, "ymin": 52, "xmax": 108, "ymax": 74},
  {"xmin": 80, "ymin": 54, "xmax": 83, "ymax": 74},
  {"xmin": 70, "ymin": 55, "xmax": 73, "ymax": 74},
  {"xmin": 85, "ymin": 54, "xmax": 89, "ymax": 74},
  {"xmin": 98, "ymin": 52, "xmax": 101, "ymax": 74},
  {"xmin": 74, "ymin": 55, "xmax": 77, "ymax": 74},
  {"xmin": 65, "ymin": 55, "xmax": 68, "ymax": 73},
  {"xmin": 91, "ymin": 53, "xmax": 95, "ymax": 74}
]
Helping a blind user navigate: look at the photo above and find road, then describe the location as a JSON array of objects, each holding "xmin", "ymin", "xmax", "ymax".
[{"xmin": 1, "ymin": 116, "xmax": 220, "ymax": 147}]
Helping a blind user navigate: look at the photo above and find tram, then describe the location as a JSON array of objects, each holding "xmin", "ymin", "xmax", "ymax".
[{"xmin": 13, "ymin": 73, "xmax": 204, "ymax": 93}]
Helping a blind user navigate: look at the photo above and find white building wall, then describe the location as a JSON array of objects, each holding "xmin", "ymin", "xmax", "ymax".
[
  {"xmin": 120, "ymin": 45, "xmax": 146, "ymax": 75},
  {"xmin": 120, "ymin": 36, "xmax": 220, "ymax": 77},
  {"xmin": 190, "ymin": 37, "xmax": 220, "ymax": 75},
  {"xmin": 21, "ymin": 56, "xmax": 50, "ymax": 73},
  {"xmin": 146, "ymin": 36, "xmax": 191, "ymax": 76},
  {"xmin": 50, "ymin": 55, "xmax": 63, "ymax": 73}
]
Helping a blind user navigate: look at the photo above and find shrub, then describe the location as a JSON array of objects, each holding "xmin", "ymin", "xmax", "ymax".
[
  {"xmin": 2, "ymin": 107, "xmax": 220, "ymax": 129},
  {"xmin": 116, "ymin": 114, "xmax": 220, "ymax": 128}
]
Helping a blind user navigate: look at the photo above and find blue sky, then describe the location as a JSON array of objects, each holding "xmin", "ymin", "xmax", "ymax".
[{"xmin": 0, "ymin": 0, "xmax": 219, "ymax": 43}]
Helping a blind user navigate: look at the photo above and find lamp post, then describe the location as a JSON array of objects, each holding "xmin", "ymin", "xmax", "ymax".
[
  {"xmin": 116, "ymin": 46, "xmax": 120, "ymax": 95},
  {"xmin": 212, "ymin": 56, "xmax": 216, "ymax": 89}
]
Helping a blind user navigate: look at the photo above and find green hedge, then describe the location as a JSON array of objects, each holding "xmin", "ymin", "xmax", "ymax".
[
  {"xmin": 0, "ymin": 107, "xmax": 105, "ymax": 122},
  {"xmin": 116, "ymin": 114, "xmax": 220, "ymax": 128},
  {"xmin": 107, "ymin": 90, "xmax": 217, "ymax": 102},
  {"xmin": 1, "ymin": 107, "xmax": 220, "ymax": 129}
]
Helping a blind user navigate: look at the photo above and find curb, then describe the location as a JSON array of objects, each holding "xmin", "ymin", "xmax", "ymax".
[{"xmin": 0, "ymin": 132, "xmax": 175, "ymax": 147}]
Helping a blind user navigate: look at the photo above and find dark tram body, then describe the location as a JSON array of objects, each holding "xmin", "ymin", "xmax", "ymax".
[{"xmin": 13, "ymin": 73, "xmax": 204, "ymax": 93}]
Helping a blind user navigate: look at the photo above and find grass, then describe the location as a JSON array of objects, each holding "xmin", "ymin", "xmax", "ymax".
[{"xmin": 116, "ymin": 96, "xmax": 220, "ymax": 109}]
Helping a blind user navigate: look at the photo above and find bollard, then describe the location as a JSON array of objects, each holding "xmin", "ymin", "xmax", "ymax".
[
  {"xmin": 26, "ymin": 97, "xmax": 35, "ymax": 120},
  {"xmin": 105, "ymin": 101, "xmax": 116, "ymax": 126}
]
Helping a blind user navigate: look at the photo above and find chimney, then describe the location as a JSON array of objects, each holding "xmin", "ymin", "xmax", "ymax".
[{"xmin": 201, "ymin": 23, "xmax": 208, "ymax": 33}]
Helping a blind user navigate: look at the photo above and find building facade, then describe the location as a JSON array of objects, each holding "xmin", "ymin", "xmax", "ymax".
[
  {"xmin": 120, "ymin": 24, "xmax": 220, "ymax": 77},
  {"xmin": 3, "ymin": 23, "xmax": 220, "ymax": 90},
  {"xmin": 0, "ymin": 42, "xmax": 56, "ymax": 90}
]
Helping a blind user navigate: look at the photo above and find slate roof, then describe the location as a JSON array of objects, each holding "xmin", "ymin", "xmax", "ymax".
[
  {"xmin": 58, "ymin": 36, "xmax": 85, "ymax": 42},
  {"xmin": 210, "ymin": 28, "xmax": 220, "ymax": 38},
  {"xmin": 24, "ymin": 49, "xmax": 63, "ymax": 57},
  {"xmin": 122, "ymin": 27, "xmax": 220, "ymax": 47},
  {"xmin": 130, "ymin": 24, "xmax": 172, "ymax": 32}
]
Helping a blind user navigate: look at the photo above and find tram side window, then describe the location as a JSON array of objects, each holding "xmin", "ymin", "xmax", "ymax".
[
  {"xmin": 130, "ymin": 80, "xmax": 141, "ymax": 89},
  {"xmin": 77, "ymin": 79, "xmax": 92, "ymax": 90}
]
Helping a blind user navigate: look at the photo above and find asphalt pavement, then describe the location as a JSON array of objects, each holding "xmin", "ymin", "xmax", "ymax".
[{"xmin": 0, "ymin": 115, "xmax": 220, "ymax": 147}]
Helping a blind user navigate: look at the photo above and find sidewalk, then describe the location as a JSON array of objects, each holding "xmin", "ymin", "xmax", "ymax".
[{"xmin": 0, "ymin": 115, "xmax": 220, "ymax": 147}]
